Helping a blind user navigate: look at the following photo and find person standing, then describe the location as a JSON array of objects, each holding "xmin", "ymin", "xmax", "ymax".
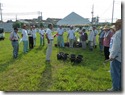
[
  {"xmin": 9, "ymin": 27, "xmax": 20, "ymax": 58},
  {"xmin": 80, "ymin": 28, "xmax": 88, "ymax": 49},
  {"xmin": 67, "ymin": 26, "xmax": 75, "ymax": 48},
  {"xmin": 28, "ymin": 26, "xmax": 34, "ymax": 49},
  {"xmin": 98, "ymin": 27, "xmax": 105, "ymax": 52},
  {"xmin": 108, "ymin": 19, "xmax": 122, "ymax": 91},
  {"xmin": 103, "ymin": 25, "xmax": 113, "ymax": 60},
  {"xmin": 88, "ymin": 27, "xmax": 94, "ymax": 51},
  {"xmin": 93, "ymin": 26, "xmax": 98, "ymax": 48},
  {"xmin": 46, "ymin": 24, "xmax": 56, "ymax": 63},
  {"xmin": 32, "ymin": 25, "xmax": 37, "ymax": 46},
  {"xmin": 39, "ymin": 25, "xmax": 45, "ymax": 46},
  {"xmin": 21, "ymin": 24, "xmax": 28, "ymax": 53},
  {"xmin": 57, "ymin": 25, "xmax": 64, "ymax": 47}
]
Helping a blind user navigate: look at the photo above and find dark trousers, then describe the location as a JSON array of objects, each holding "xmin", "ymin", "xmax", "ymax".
[
  {"xmin": 29, "ymin": 36, "xmax": 34, "ymax": 49},
  {"xmin": 104, "ymin": 46, "xmax": 109, "ymax": 60}
]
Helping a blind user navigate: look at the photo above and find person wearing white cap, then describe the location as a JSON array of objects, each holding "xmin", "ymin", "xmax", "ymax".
[
  {"xmin": 21, "ymin": 24, "xmax": 28, "ymax": 53},
  {"xmin": 107, "ymin": 19, "xmax": 122, "ymax": 91}
]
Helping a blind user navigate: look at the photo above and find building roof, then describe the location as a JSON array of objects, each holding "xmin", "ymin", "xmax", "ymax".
[{"xmin": 57, "ymin": 12, "xmax": 90, "ymax": 26}]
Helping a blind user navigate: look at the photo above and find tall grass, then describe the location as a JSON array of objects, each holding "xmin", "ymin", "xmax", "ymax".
[{"xmin": 0, "ymin": 31, "xmax": 111, "ymax": 91}]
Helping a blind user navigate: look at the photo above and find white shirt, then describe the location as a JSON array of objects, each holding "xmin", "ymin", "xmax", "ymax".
[
  {"xmin": 68, "ymin": 29, "xmax": 75, "ymax": 39},
  {"xmin": 22, "ymin": 29, "xmax": 28, "ymax": 41},
  {"xmin": 39, "ymin": 29, "xmax": 45, "ymax": 38},
  {"xmin": 32, "ymin": 29, "xmax": 37, "ymax": 38},
  {"xmin": 57, "ymin": 28, "xmax": 64, "ymax": 35},
  {"xmin": 46, "ymin": 28, "xmax": 53, "ymax": 40},
  {"xmin": 27, "ymin": 29, "xmax": 33, "ymax": 37},
  {"xmin": 88, "ymin": 30, "xmax": 94, "ymax": 41}
]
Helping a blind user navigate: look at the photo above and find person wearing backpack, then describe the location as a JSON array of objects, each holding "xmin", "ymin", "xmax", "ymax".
[{"xmin": 9, "ymin": 27, "xmax": 20, "ymax": 58}]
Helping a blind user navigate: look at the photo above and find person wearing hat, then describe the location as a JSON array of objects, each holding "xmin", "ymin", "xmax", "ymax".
[
  {"xmin": 103, "ymin": 25, "xmax": 113, "ymax": 60},
  {"xmin": 56, "ymin": 25, "xmax": 64, "ymax": 47},
  {"xmin": 10, "ymin": 27, "xmax": 20, "ymax": 58},
  {"xmin": 21, "ymin": 24, "xmax": 28, "ymax": 53},
  {"xmin": 98, "ymin": 26, "xmax": 105, "ymax": 52},
  {"xmin": 108, "ymin": 19, "xmax": 122, "ymax": 91}
]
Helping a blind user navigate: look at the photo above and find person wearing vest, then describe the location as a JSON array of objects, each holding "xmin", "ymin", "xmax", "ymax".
[
  {"xmin": 103, "ymin": 25, "xmax": 113, "ymax": 60},
  {"xmin": 9, "ymin": 27, "xmax": 20, "ymax": 58}
]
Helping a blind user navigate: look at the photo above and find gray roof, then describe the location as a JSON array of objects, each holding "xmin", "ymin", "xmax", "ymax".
[{"xmin": 57, "ymin": 12, "xmax": 90, "ymax": 26}]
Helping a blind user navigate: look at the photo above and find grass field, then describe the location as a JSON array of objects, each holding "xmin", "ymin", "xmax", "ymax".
[{"xmin": 0, "ymin": 31, "xmax": 111, "ymax": 91}]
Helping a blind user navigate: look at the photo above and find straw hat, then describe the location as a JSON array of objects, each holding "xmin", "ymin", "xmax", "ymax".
[
  {"xmin": 103, "ymin": 25, "xmax": 110, "ymax": 30},
  {"xmin": 110, "ymin": 25, "xmax": 115, "ymax": 30},
  {"xmin": 112, "ymin": 19, "xmax": 121, "ymax": 26}
]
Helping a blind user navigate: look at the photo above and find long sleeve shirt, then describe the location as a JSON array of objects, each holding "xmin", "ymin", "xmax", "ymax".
[{"xmin": 109, "ymin": 29, "xmax": 121, "ymax": 62}]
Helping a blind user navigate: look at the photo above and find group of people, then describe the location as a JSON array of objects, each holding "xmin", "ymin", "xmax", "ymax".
[{"xmin": 9, "ymin": 19, "xmax": 122, "ymax": 91}]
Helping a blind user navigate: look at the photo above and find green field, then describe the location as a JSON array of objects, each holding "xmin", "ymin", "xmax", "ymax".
[{"xmin": 0, "ymin": 31, "xmax": 111, "ymax": 91}]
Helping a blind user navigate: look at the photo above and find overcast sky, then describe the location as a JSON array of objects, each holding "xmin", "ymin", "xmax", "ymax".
[{"xmin": 0, "ymin": 0, "xmax": 121, "ymax": 22}]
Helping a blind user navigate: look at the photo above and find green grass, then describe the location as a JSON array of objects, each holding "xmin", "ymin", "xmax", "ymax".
[{"xmin": 0, "ymin": 31, "xmax": 111, "ymax": 91}]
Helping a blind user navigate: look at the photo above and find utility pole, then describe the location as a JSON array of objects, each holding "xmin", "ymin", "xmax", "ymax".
[
  {"xmin": 91, "ymin": 4, "xmax": 94, "ymax": 25},
  {"xmin": 111, "ymin": 0, "xmax": 115, "ymax": 23},
  {"xmin": 0, "ymin": 2, "xmax": 3, "ymax": 22}
]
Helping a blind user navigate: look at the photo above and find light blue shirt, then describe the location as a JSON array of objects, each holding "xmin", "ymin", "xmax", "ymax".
[{"xmin": 109, "ymin": 29, "xmax": 121, "ymax": 62}]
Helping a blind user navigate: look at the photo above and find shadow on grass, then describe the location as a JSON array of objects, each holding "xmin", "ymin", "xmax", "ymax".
[
  {"xmin": 0, "ymin": 52, "xmax": 24, "ymax": 73},
  {"xmin": 38, "ymin": 62, "xmax": 52, "ymax": 91}
]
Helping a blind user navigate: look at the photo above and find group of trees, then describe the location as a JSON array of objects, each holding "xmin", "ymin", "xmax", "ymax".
[{"xmin": 13, "ymin": 21, "xmax": 44, "ymax": 28}]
